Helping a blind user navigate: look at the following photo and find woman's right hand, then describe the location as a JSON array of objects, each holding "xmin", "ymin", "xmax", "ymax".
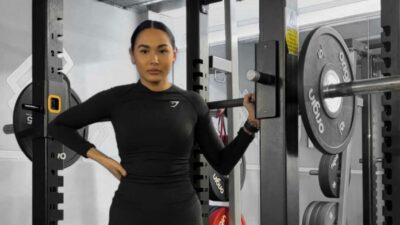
[{"xmin": 87, "ymin": 147, "xmax": 127, "ymax": 181}]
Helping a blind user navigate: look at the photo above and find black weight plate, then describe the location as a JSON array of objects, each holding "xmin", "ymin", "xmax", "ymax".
[
  {"xmin": 319, "ymin": 154, "xmax": 340, "ymax": 198},
  {"xmin": 209, "ymin": 156, "xmax": 246, "ymax": 201},
  {"xmin": 13, "ymin": 83, "xmax": 87, "ymax": 168},
  {"xmin": 298, "ymin": 26, "xmax": 356, "ymax": 155},
  {"xmin": 209, "ymin": 168, "xmax": 228, "ymax": 201},
  {"xmin": 316, "ymin": 202, "xmax": 337, "ymax": 225},
  {"xmin": 241, "ymin": 155, "xmax": 246, "ymax": 189},
  {"xmin": 310, "ymin": 202, "xmax": 326, "ymax": 225},
  {"xmin": 302, "ymin": 201, "xmax": 319, "ymax": 225},
  {"xmin": 225, "ymin": 156, "xmax": 246, "ymax": 198}
]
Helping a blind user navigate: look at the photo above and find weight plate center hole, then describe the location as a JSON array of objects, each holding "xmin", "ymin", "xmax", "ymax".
[{"xmin": 322, "ymin": 69, "xmax": 343, "ymax": 118}]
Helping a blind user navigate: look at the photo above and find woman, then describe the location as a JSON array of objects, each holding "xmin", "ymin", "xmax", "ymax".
[{"xmin": 48, "ymin": 20, "xmax": 260, "ymax": 225}]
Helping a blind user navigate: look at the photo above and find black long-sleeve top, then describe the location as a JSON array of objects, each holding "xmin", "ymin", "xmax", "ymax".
[{"xmin": 48, "ymin": 80, "xmax": 254, "ymax": 183}]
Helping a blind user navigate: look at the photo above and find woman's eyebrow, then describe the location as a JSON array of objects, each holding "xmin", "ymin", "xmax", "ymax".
[
  {"xmin": 158, "ymin": 44, "xmax": 169, "ymax": 48},
  {"xmin": 137, "ymin": 44, "xmax": 149, "ymax": 49},
  {"xmin": 137, "ymin": 44, "xmax": 169, "ymax": 49}
]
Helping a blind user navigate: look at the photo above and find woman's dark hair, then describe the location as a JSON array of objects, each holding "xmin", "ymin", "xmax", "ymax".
[{"xmin": 130, "ymin": 20, "xmax": 176, "ymax": 50}]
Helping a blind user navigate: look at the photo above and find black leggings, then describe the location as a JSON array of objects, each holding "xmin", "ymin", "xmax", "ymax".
[{"xmin": 108, "ymin": 180, "xmax": 203, "ymax": 225}]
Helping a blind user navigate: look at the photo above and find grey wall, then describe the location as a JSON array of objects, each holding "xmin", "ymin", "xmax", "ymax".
[{"xmin": 0, "ymin": 0, "xmax": 145, "ymax": 224}]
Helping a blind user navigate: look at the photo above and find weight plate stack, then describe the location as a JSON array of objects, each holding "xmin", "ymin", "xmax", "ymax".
[{"xmin": 303, "ymin": 201, "xmax": 337, "ymax": 225}]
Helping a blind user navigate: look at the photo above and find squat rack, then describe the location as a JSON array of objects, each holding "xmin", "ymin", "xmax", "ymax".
[{"xmin": 29, "ymin": 0, "xmax": 400, "ymax": 225}]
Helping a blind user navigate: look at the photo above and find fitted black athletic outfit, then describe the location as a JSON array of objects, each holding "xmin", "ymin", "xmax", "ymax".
[{"xmin": 48, "ymin": 80, "xmax": 255, "ymax": 225}]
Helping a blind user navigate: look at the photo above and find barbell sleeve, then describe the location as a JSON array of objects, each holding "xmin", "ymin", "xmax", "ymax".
[
  {"xmin": 22, "ymin": 103, "xmax": 43, "ymax": 112},
  {"xmin": 3, "ymin": 124, "xmax": 14, "ymax": 134},
  {"xmin": 246, "ymin": 70, "xmax": 276, "ymax": 85},
  {"xmin": 323, "ymin": 76, "xmax": 400, "ymax": 98}
]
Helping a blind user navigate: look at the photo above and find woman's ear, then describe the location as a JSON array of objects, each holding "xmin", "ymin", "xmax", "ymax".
[
  {"xmin": 172, "ymin": 48, "xmax": 177, "ymax": 63},
  {"xmin": 129, "ymin": 48, "xmax": 135, "ymax": 64}
]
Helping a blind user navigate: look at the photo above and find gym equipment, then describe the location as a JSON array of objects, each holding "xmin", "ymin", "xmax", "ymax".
[
  {"xmin": 319, "ymin": 154, "xmax": 341, "ymax": 198},
  {"xmin": 209, "ymin": 26, "xmax": 400, "ymax": 157},
  {"xmin": 207, "ymin": 98, "xmax": 244, "ymax": 109},
  {"xmin": 309, "ymin": 154, "xmax": 352, "ymax": 198},
  {"xmin": 209, "ymin": 108, "xmax": 246, "ymax": 201},
  {"xmin": 303, "ymin": 201, "xmax": 337, "ymax": 225},
  {"xmin": 209, "ymin": 206, "xmax": 220, "ymax": 215},
  {"xmin": 3, "ymin": 83, "xmax": 87, "ymax": 168},
  {"xmin": 209, "ymin": 156, "xmax": 246, "ymax": 201},
  {"xmin": 380, "ymin": 1, "xmax": 400, "ymax": 223},
  {"xmin": 208, "ymin": 207, "xmax": 246, "ymax": 225},
  {"xmin": 298, "ymin": 26, "xmax": 356, "ymax": 155},
  {"xmin": 302, "ymin": 201, "xmax": 319, "ymax": 225},
  {"xmin": 298, "ymin": 26, "xmax": 400, "ymax": 155},
  {"xmin": 316, "ymin": 202, "xmax": 338, "ymax": 225}
]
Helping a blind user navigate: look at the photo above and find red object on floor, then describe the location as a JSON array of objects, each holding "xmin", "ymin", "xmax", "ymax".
[{"xmin": 208, "ymin": 207, "xmax": 246, "ymax": 225}]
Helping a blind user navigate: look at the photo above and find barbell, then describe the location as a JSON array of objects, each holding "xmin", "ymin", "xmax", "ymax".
[{"xmin": 212, "ymin": 26, "xmax": 400, "ymax": 155}]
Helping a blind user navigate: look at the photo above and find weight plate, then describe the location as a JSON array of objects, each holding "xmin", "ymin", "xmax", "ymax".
[
  {"xmin": 209, "ymin": 169, "xmax": 228, "ymax": 201},
  {"xmin": 316, "ymin": 202, "xmax": 338, "ymax": 225},
  {"xmin": 225, "ymin": 156, "xmax": 246, "ymax": 198},
  {"xmin": 302, "ymin": 201, "xmax": 319, "ymax": 225},
  {"xmin": 209, "ymin": 156, "xmax": 246, "ymax": 201},
  {"xmin": 208, "ymin": 207, "xmax": 246, "ymax": 225},
  {"xmin": 209, "ymin": 206, "xmax": 219, "ymax": 215},
  {"xmin": 13, "ymin": 83, "xmax": 87, "ymax": 168},
  {"xmin": 319, "ymin": 154, "xmax": 340, "ymax": 198},
  {"xmin": 298, "ymin": 26, "xmax": 356, "ymax": 155},
  {"xmin": 310, "ymin": 202, "xmax": 325, "ymax": 225}
]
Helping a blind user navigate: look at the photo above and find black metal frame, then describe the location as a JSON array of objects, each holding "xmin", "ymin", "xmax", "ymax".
[
  {"xmin": 31, "ymin": 0, "xmax": 400, "ymax": 225},
  {"xmin": 361, "ymin": 55, "xmax": 375, "ymax": 225},
  {"xmin": 258, "ymin": 0, "xmax": 299, "ymax": 225},
  {"xmin": 32, "ymin": 0, "xmax": 66, "ymax": 224},
  {"xmin": 380, "ymin": 1, "xmax": 400, "ymax": 224},
  {"xmin": 186, "ymin": 1, "xmax": 211, "ymax": 224}
]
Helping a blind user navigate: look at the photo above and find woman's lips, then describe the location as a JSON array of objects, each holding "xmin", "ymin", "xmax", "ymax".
[{"xmin": 147, "ymin": 69, "xmax": 162, "ymax": 75}]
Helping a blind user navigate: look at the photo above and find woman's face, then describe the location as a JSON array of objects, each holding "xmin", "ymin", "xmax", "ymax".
[{"xmin": 130, "ymin": 28, "xmax": 176, "ymax": 85}]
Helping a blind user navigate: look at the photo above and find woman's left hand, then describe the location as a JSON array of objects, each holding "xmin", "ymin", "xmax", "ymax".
[{"xmin": 243, "ymin": 93, "xmax": 260, "ymax": 128}]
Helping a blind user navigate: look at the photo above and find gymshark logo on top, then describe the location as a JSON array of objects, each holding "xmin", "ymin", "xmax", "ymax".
[{"xmin": 170, "ymin": 101, "xmax": 180, "ymax": 108}]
